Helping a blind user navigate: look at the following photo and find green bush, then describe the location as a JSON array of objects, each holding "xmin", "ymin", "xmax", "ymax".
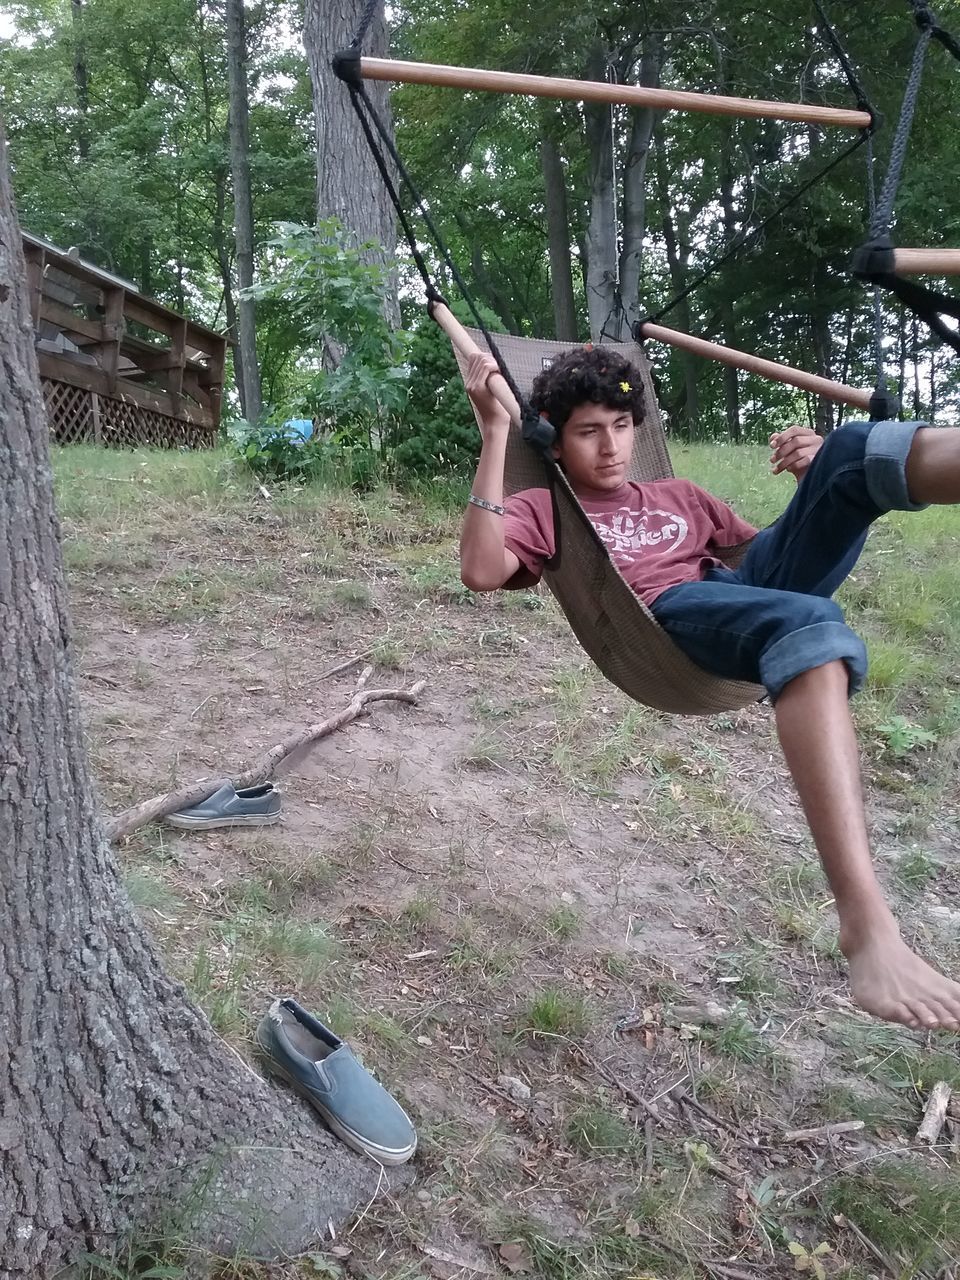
[
  {"xmin": 243, "ymin": 220, "xmax": 408, "ymax": 485},
  {"xmin": 395, "ymin": 299, "xmax": 502, "ymax": 479}
]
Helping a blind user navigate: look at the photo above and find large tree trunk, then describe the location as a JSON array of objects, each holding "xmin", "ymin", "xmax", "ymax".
[
  {"xmin": 0, "ymin": 127, "xmax": 383, "ymax": 1279},
  {"xmin": 617, "ymin": 39, "xmax": 660, "ymax": 339},
  {"xmin": 583, "ymin": 44, "xmax": 617, "ymax": 342},
  {"xmin": 654, "ymin": 130, "xmax": 699, "ymax": 438},
  {"xmin": 226, "ymin": 0, "xmax": 261, "ymax": 423},
  {"xmin": 303, "ymin": 0, "xmax": 399, "ymax": 324},
  {"xmin": 539, "ymin": 120, "xmax": 577, "ymax": 341}
]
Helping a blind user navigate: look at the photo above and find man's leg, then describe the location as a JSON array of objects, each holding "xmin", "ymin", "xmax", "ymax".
[
  {"xmin": 903, "ymin": 426, "xmax": 960, "ymax": 502},
  {"xmin": 776, "ymin": 661, "xmax": 960, "ymax": 1030}
]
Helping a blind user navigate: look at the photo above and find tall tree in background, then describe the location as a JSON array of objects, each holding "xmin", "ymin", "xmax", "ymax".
[
  {"xmin": 0, "ymin": 127, "xmax": 375, "ymax": 1278},
  {"xmin": 302, "ymin": 0, "xmax": 399, "ymax": 323},
  {"xmin": 226, "ymin": 0, "xmax": 261, "ymax": 422}
]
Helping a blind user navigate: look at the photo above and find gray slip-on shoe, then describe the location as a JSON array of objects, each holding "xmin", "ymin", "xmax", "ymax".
[
  {"xmin": 164, "ymin": 782, "xmax": 281, "ymax": 830},
  {"xmin": 255, "ymin": 997, "xmax": 417, "ymax": 1165}
]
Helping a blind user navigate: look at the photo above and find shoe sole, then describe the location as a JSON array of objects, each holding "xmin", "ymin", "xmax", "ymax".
[
  {"xmin": 164, "ymin": 812, "xmax": 281, "ymax": 830},
  {"xmin": 256, "ymin": 1035, "xmax": 416, "ymax": 1166}
]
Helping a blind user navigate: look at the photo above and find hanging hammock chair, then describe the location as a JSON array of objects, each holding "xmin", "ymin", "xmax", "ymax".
[{"xmin": 437, "ymin": 305, "xmax": 763, "ymax": 715}]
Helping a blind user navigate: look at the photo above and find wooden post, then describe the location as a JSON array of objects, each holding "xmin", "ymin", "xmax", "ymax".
[
  {"xmin": 23, "ymin": 242, "xmax": 45, "ymax": 329},
  {"xmin": 168, "ymin": 317, "xmax": 187, "ymax": 420},
  {"xmin": 638, "ymin": 321, "xmax": 873, "ymax": 410},
  {"xmin": 358, "ymin": 57, "xmax": 872, "ymax": 129},
  {"xmin": 90, "ymin": 391, "xmax": 102, "ymax": 444},
  {"xmin": 893, "ymin": 248, "xmax": 960, "ymax": 276},
  {"xmin": 99, "ymin": 287, "xmax": 125, "ymax": 396}
]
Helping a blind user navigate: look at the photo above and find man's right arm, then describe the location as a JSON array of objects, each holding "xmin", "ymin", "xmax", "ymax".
[{"xmin": 459, "ymin": 353, "xmax": 523, "ymax": 591}]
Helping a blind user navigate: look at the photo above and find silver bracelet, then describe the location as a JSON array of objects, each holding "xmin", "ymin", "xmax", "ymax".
[{"xmin": 468, "ymin": 494, "xmax": 506, "ymax": 516}]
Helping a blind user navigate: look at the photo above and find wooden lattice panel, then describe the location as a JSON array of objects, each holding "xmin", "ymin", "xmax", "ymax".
[
  {"xmin": 41, "ymin": 379, "xmax": 216, "ymax": 450},
  {"xmin": 44, "ymin": 379, "xmax": 94, "ymax": 444},
  {"xmin": 98, "ymin": 396, "xmax": 215, "ymax": 448}
]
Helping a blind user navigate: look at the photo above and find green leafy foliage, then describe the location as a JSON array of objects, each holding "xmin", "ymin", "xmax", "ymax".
[
  {"xmin": 244, "ymin": 220, "xmax": 408, "ymax": 485},
  {"xmin": 876, "ymin": 715, "xmax": 938, "ymax": 758},
  {"xmin": 394, "ymin": 299, "xmax": 501, "ymax": 478}
]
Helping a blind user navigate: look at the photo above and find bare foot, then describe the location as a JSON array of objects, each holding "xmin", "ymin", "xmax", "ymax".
[{"xmin": 843, "ymin": 930, "xmax": 960, "ymax": 1030}]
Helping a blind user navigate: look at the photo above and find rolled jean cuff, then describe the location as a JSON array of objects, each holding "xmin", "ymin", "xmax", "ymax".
[
  {"xmin": 760, "ymin": 621, "xmax": 868, "ymax": 701},
  {"xmin": 863, "ymin": 419, "xmax": 929, "ymax": 512}
]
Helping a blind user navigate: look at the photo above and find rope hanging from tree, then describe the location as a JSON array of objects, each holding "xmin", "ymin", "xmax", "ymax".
[{"xmin": 852, "ymin": 0, "xmax": 960, "ymax": 358}]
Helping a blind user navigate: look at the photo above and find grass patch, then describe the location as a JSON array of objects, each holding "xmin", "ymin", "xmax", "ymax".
[
  {"xmin": 544, "ymin": 902, "xmax": 581, "ymax": 941},
  {"xmin": 519, "ymin": 987, "xmax": 590, "ymax": 1038},
  {"xmin": 565, "ymin": 1104, "xmax": 638, "ymax": 1156},
  {"xmin": 825, "ymin": 1162, "xmax": 960, "ymax": 1272}
]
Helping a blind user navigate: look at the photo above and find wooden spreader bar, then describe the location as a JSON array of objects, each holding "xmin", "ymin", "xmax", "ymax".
[
  {"xmin": 638, "ymin": 322, "xmax": 872, "ymax": 410},
  {"xmin": 432, "ymin": 302, "xmax": 870, "ymax": 414},
  {"xmin": 359, "ymin": 57, "xmax": 872, "ymax": 129},
  {"xmin": 431, "ymin": 303, "xmax": 522, "ymax": 423},
  {"xmin": 893, "ymin": 248, "xmax": 960, "ymax": 276}
]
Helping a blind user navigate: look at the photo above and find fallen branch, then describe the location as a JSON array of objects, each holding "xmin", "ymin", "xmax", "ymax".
[
  {"xmin": 917, "ymin": 1081, "xmax": 952, "ymax": 1146},
  {"xmin": 106, "ymin": 667, "xmax": 426, "ymax": 842},
  {"xmin": 782, "ymin": 1120, "xmax": 865, "ymax": 1144}
]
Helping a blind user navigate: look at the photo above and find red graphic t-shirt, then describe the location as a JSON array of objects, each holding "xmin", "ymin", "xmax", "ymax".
[{"xmin": 503, "ymin": 480, "xmax": 758, "ymax": 606}]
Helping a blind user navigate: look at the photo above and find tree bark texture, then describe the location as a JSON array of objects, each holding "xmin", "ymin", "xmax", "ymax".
[
  {"xmin": 617, "ymin": 40, "xmax": 661, "ymax": 338},
  {"xmin": 539, "ymin": 125, "xmax": 577, "ymax": 341},
  {"xmin": 225, "ymin": 0, "xmax": 261, "ymax": 424},
  {"xmin": 583, "ymin": 45, "xmax": 618, "ymax": 342},
  {"xmin": 303, "ymin": 0, "xmax": 399, "ymax": 324},
  {"xmin": 654, "ymin": 131, "xmax": 698, "ymax": 436},
  {"xmin": 0, "ymin": 128, "xmax": 387, "ymax": 1280}
]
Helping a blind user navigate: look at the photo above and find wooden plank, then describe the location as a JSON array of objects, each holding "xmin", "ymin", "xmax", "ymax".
[
  {"xmin": 893, "ymin": 248, "xmax": 960, "ymax": 276},
  {"xmin": 38, "ymin": 297, "xmax": 104, "ymax": 342},
  {"xmin": 359, "ymin": 57, "xmax": 872, "ymax": 129},
  {"xmin": 638, "ymin": 321, "xmax": 873, "ymax": 410}
]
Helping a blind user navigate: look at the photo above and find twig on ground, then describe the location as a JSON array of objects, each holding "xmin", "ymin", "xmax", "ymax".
[
  {"xmin": 917, "ymin": 1081, "xmax": 952, "ymax": 1145},
  {"xmin": 644, "ymin": 1117, "xmax": 655, "ymax": 1175},
  {"xmin": 420, "ymin": 1244, "xmax": 498, "ymax": 1276},
  {"xmin": 576, "ymin": 1048, "xmax": 663, "ymax": 1122},
  {"xmin": 670, "ymin": 1085, "xmax": 740, "ymax": 1137},
  {"xmin": 106, "ymin": 669, "xmax": 427, "ymax": 841},
  {"xmin": 835, "ymin": 1213, "xmax": 899, "ymax": 1274},
  {"xmin": 82, "ymin": 671, "xmax": 122, "ymax": 689},
  {"xmin": 782, "ymin": 1120, "xmax": 865, "ymax": 1143},
  {"xmin": 317, "ymin": 649, "xmax": 373, "ymax": 680}
]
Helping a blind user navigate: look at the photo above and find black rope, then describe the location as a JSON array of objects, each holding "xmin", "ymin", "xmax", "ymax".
[
  {"xmin": 852, "ymin": 2, "xmax": 960, "ymax": 368},
  {"xmin": 811, "ymin": 0, "xmax": 875, "ymax": 115},
  {"xmin": 909, "ymin": 0, "xmax": 960, "ymax": 62},
  {"xmin": 646, "ymin": 2, "xmax": 876, "ymax": 328},
  {"xmin": 871, "ymin": 22, "xmax": 932, "ymax": 238},
  {"xmin": 648, "ymin": 133, "xmax": 870, "ymax": 326},
  {"xmin": 338, "ymin": 67, "xmax": 559, "ymax": 459},
  {"xmin": 349, "ymin": 0, "xmax": 381, "ymax": 50}
]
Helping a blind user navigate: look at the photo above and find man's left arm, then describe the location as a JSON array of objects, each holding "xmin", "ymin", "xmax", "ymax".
[{"xmin": 770, "ymin": 425, "xmax": 823, "ymax": 482}]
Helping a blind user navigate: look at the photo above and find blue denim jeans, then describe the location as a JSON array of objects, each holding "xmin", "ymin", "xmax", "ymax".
[{"xmin": 650, "ymin": 421, "xmax": 928, "ymax": 700}]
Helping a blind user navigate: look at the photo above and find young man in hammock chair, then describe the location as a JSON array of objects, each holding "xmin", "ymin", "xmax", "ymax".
[{"xmin": 459, "ymin": 345, "xmax": 960, "ymax": 1033}]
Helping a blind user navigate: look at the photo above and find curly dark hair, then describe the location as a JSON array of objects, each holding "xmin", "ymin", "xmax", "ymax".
[{"xmin": 529, "ymin": 346, "xmax": 645, "ymax": 435}]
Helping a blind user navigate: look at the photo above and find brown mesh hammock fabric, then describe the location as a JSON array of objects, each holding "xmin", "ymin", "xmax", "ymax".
[{"xmin": 451, "ymin": 325, "xmax": 764, "ymax": 716}]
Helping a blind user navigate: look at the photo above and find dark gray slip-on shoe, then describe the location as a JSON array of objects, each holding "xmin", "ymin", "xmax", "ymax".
[
  {"xmin": 164, "ymin": 782, "xmax": 281, "ymax": 829},
  {"xmin": 256, "ymin": 997, "xmax": 417, "ymax": 1165}
]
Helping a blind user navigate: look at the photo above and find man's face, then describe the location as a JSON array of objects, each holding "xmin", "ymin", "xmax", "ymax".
[{"xmin": 553, "ymin": 402, "xmax": 635, "ymax": 491}]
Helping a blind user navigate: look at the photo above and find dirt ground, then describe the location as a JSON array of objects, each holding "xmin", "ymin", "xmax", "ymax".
[{"xmin": 64, "ymin": 461, "xmax": 960, "ymax": 1279}]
